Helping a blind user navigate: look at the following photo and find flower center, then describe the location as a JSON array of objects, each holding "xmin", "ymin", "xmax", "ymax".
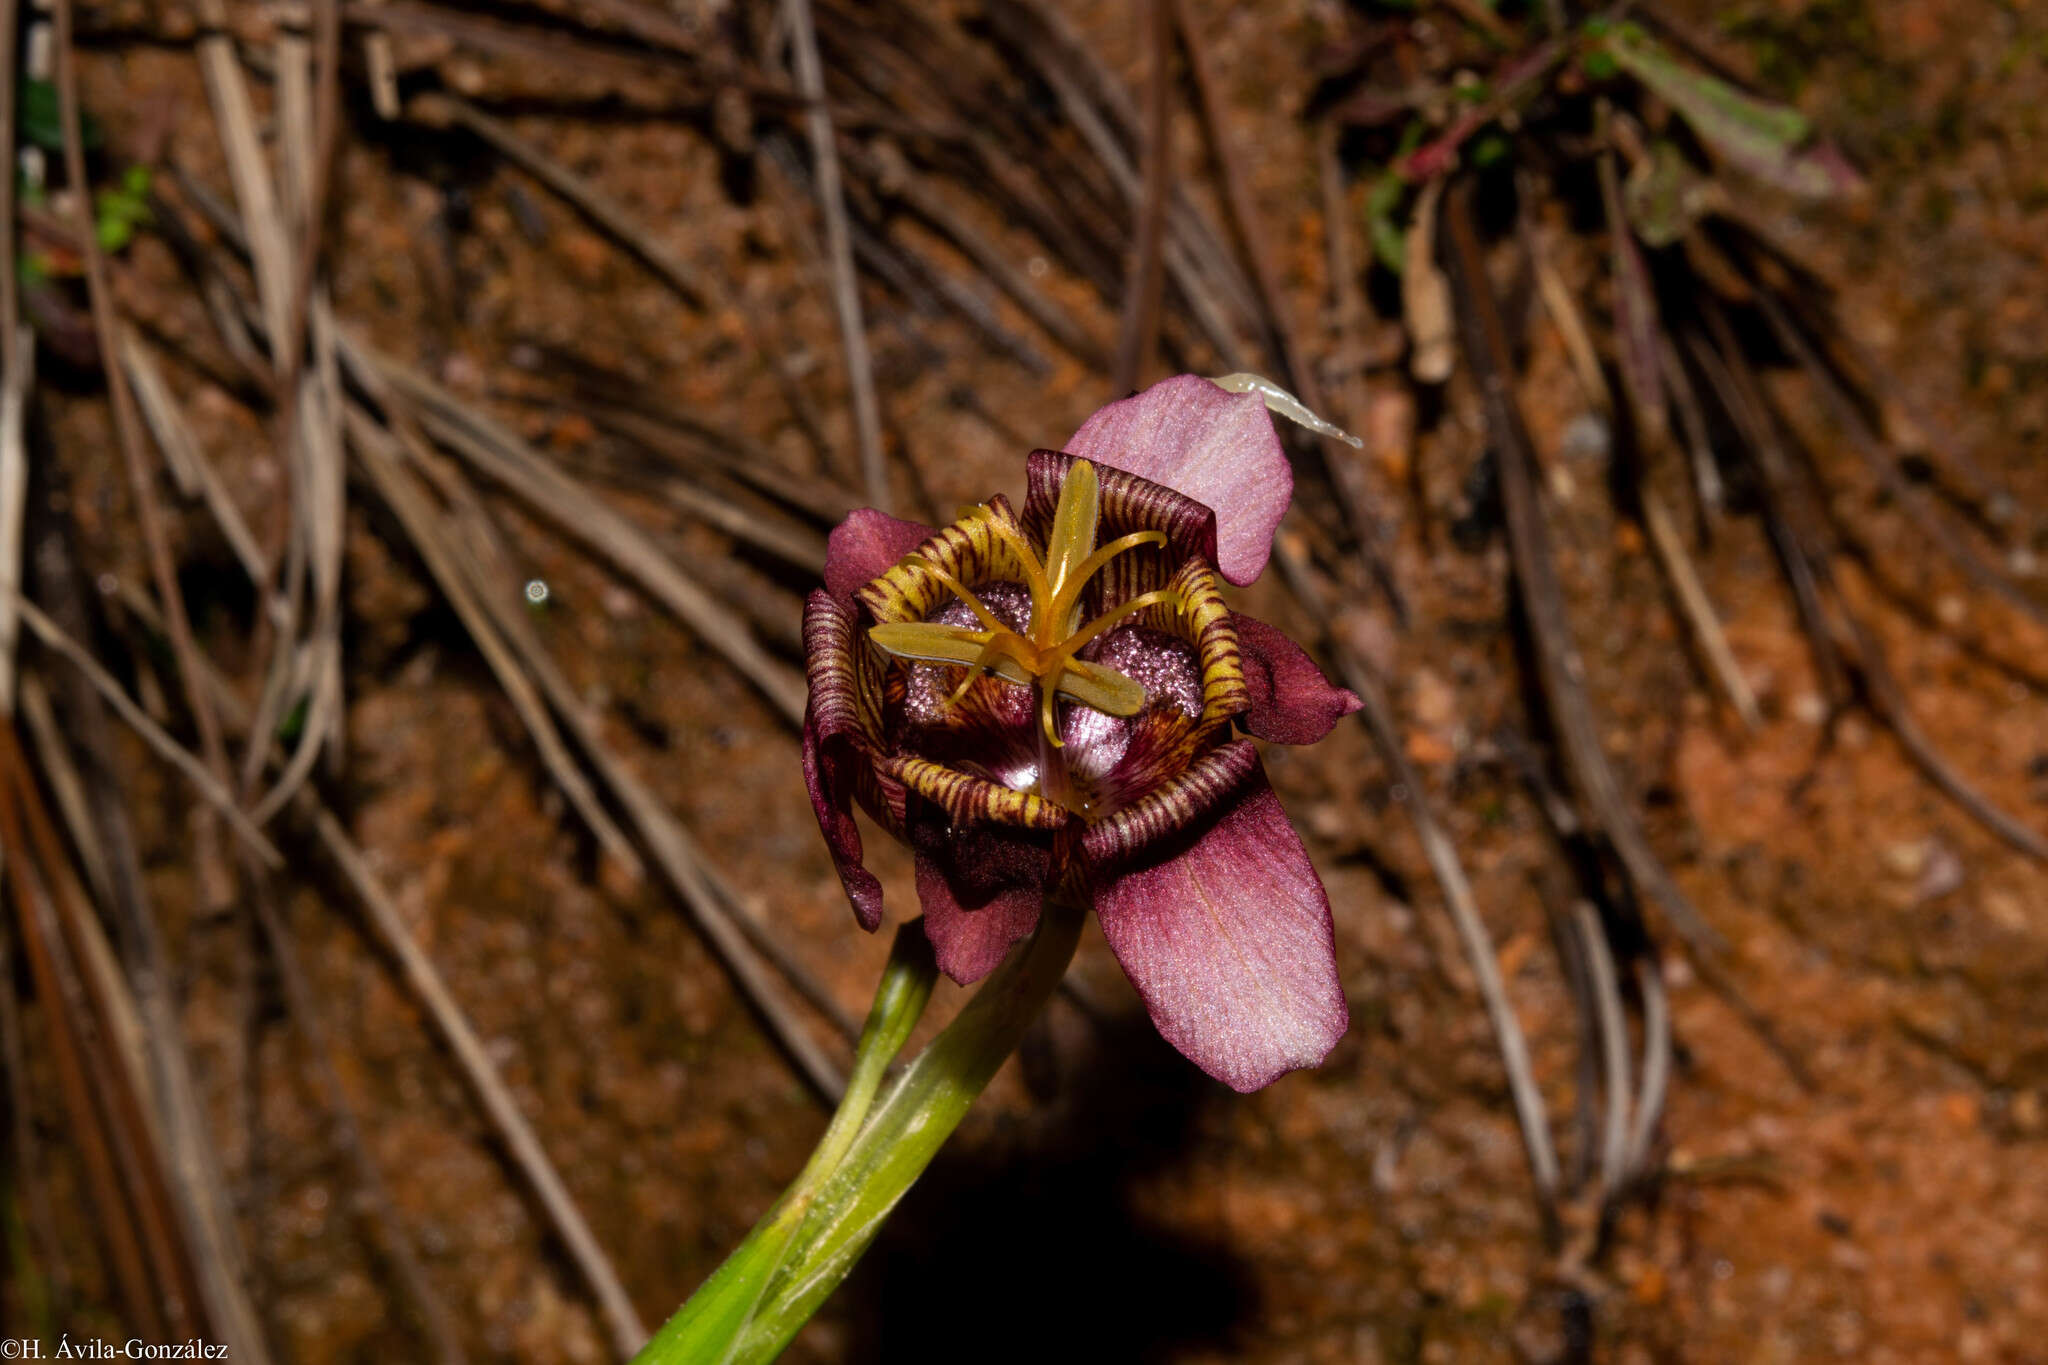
[{"xmin": 867, "ymin": 460, "xmax": 1172, "ymax": 751}]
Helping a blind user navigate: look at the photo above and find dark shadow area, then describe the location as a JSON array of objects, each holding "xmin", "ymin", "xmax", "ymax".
[{"xmin": 832, "ymin": 1008, "xmax": 1259, "ymax": 1363}]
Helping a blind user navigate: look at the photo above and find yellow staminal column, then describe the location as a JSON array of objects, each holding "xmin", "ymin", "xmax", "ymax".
[{"xmin": 868, "ymin": 460, "xmax": 1175, "ymax": 808}]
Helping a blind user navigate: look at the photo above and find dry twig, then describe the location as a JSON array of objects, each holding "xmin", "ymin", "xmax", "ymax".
[{"xmin": 781, "ymin": 0, "xmax": 889, "ymax": 507}]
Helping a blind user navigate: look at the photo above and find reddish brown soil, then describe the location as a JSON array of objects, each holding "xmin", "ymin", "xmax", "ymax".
[{"xmin": 16, "ymin": 0, "xmax": 2048, "ymax": 1362}]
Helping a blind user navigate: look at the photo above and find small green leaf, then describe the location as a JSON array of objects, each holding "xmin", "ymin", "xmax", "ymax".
[
  {"xmin": 1470, "ymin": 131, "xmax": 1513, "ymax": 168},
  {"xmin": 1366, "ymin": 172, "xmax": 1408, "ymax": 275},
  {"xmin": 1581, "ymin": 48, "xmax": 1620, "ymax": 81},
  {"xmin": 1602, "ymin": 26, "xmax": 1861, "ymax": 198}
]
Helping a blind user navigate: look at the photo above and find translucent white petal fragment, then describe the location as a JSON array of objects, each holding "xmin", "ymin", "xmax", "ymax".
[{"xmin": 1210, "ymin": 372, "xmax": 1364, "ymax": 448}]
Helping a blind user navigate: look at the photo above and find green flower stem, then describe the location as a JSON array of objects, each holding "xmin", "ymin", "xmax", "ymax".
[
  {"xmin": 634, "ymin": 922, "xmax": 938, "ymax": 1364},
  {"xmin": 634, "ymin": 899, "xmax": 1085, "ymax": 1364}
]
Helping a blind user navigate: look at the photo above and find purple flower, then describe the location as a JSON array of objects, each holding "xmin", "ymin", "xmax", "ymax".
[{"xmin": 802, "ymin": 376, "xmax": 1360, "ymax": 1092}]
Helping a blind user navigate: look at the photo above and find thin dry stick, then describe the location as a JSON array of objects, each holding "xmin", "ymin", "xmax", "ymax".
[
  {"xmin": 864, "ymin": 217, "xmax": 1053, "ymax": 374},
  {"xmin": 644, "ymin": 477, "xmax": 826, "ymax": 573},
  {"xmin": 118, "ymin": 329, "xmax": 270, "ymax": 585},
  {"xmin": 405, "ymin": 91, "xmax": 832, "ymax": 466},
  {"xmin": 2, "ymin": 0, "xmax": 37, "ymax": 716},
  {"xmin": 1443, "ymin": 180, "xmax": 1722, "ymax": 958},
  {"xmin": 1639, "ymin": 486, "xmax": 1761, "ymax": 729},
  {"xmin": 345, "ymin": 410, "xmax": 644, "ymax": 871},
  {"xmin": 0, "ymin": 95, "xmax": 23, "ymax": 706},
  {"xmin": 698, "ymin": 863, "xmax": 859, "ymax": 1045},
  {"xmin": 0, "ymin": 0, "xmax": 18, "ymax": 393},
  {"xmin": 23, "ymin": 516, "xmax": 284, "ymax": 1358},
  {"xmin": 1780, "ymin": 286, "xmax": 2037, "ymax": 549},
  {"xmin": 308, "ymin": 808, "xmax": 650, "ymax": 1359},
  {"xmin": 780, "ymin": 0, "xmax": 888, "ymax": 505},
  {"xmin": 1752, "ymin": 288, "xmax": 2048, "ymax": 630},
  {"xmin": 199, "ymin": 19, "xmax": 317, "ymax": 807},
  {"xmin": 0, "ymin": 330, "xmax": 29, "ymax": 714},
  {"xmin": 1625, "ymin": 955, "xmax": 1670, "ymax": 1182},
  {"xmin": 102, "ymin": 579, "xmax": 669, "ymax": 1358},
  {"xmin": 195, "ymin": 1, "xmax": 293, "ymax": 346},
  {"xmin": 1658, "ymin": 335, "xmax": 1724, "ymax": 522},
  {"xmin": 1003, "ymin": 0, "xmax": 1263, "ymax": 327},
  {"xmin": 1525, "ymin": 224, "xmax": 1609, "ymax": 412},
  {"xmin": 417, "ymin": 92, "xmax": 703, "ymax": 300},
  {"xmin": 349, "ymin": 365, "xmax": 849, "ymax": 1069},
  {"xmin": 273, "ymin": 24, "xmax": 350, "ymax": 797},
  {"xmin": 576, "ymin": 401, "xmax": 858, "ymax": 527},
  {"xmin": 273, "ymin": 0, "xmax": 342, "ymax": 413},
  {"xmin": 1170, "ymin": 0, "xmax": 1301, "ymax": 385},
  {"xmin": 12, "ymin": 598, "xmax": 282, "ymax": 867},
  {"xmin": 56, "ymin": 0, "xmax": 238, "ymax": 877},
  {"xmin": 1315, "ymin": 124, "xmax": 1411, "ymax": 623},
  {"xmin": 1347, "ymin": 644, "xmax": 1561, "ymax": 1215},
  {"xmin": 1110, "ymin": 0, "xmax": 1173, "ymax": 393},
  {"xmin": 5, "ymin": 741, "xmax": 209, "ymax": 1339},
  {"xmin": 1838, "ymin": 595, "xmax": 2048, "ymax": 861},
  {"xmin": 1519, "ymin": 218, "xmax": 1757, "ymax": 727},
  {"xmin": 404, "ymin": 441, "xmax": 856, "ymax": 1069},
  {"xmin": 0, "ymin": 781, "xmax": 161, "ymax": 1335},
  {"xmin": 0, "ymin": 908, "xmax": 76, "ymax": 1324},
  {"xmin": 1274, "ymin": 537, "xmax": 1561, "ymax": 1218},
  {"xmin": 1572, "ymin": 901, "xmax": 1632, "ymax": 1196},
  {"xmin": 17, "ymin": 674, "xmax": 115, "ymax": 906},
  {"xmin": 1684, "ymin": 321, "xmax": 1850, "ymax": 706},
  {"xmin": 856, "ymin": 145, "xmax": 1107, "ymax": 367},
  {"xmin": 988, "ymin": 1, "xmax": 1245, "ymax": 368},
  {"xmin": 348, "ymin": 335, "xmax": 807, "ymax": 725}
]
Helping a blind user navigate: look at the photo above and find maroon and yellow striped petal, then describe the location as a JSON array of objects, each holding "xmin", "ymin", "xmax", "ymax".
[
  {"xmin": 1079, "ymin": 737, "xmax": 1261, "ymax": 871},
  {"xmin": 856, "ymin": 494, "xmax": 1036, "ymax": 625},
  {"xmin": 884, "ymin": 754, "xmax": 1072, "ymax": 832},
  {"xmin": 1022, "ymin": 451, "xmax": 1215, "ymax": 612}
]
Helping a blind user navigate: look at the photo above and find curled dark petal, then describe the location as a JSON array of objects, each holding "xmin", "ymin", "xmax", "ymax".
[
  {"xmin": 1080, "ymin": 738, "xmax": 1262, "ymax": 872},
  {"xmin": 1234, "ymin": 613, "xmax": 1363, "ymax": 745},
  {"xmin": 826, "ymin": 509, "xmax": 935, "ymax": 609},
  {"xmin": 803, "ymin": 593, "xmax": 891, "ymax": 929}
]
